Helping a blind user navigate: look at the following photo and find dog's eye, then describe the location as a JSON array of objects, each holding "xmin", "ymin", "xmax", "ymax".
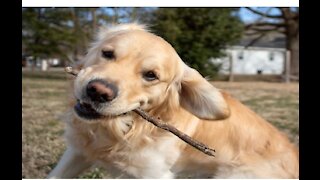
[
  {"xmin": 143, "ymin": 71, "xmax": 158, "ymax": 81},
  {"xmin": 102, "ymin": 50, "xmax": 115, "ymax": 59}
]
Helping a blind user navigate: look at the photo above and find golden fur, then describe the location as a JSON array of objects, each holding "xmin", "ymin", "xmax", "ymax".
[{"xmin": 48, "ymin": 23, "xmax": 298, "ymax": 179}]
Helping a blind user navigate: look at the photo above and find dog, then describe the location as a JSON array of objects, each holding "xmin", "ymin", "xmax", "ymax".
[{"xmin": 48, "ymin": 23, "xmax": 299, "ymax": 178}]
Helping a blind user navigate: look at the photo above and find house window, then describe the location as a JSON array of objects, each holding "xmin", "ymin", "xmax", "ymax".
[
  {"xmin": 238, "ymin": 51, "xmax": 244, "ymax": 60},
  {"xmin": 269, "ymin": 52, "xmax": 274, "ymax": 61}
]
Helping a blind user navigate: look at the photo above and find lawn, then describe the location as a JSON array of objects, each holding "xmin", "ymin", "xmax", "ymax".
[{"xmin": 22, "ymin": 69, "xmax": 299, "ymax": 179}]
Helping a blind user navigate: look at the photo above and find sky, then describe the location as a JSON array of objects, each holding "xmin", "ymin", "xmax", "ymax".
[
  {"xmin": 101, "ymin": 7, "xmax": 283, "ymax": 24},
  {"xmin": 238, "ymin": 7, "xmax": 282, "ymax": 23}
]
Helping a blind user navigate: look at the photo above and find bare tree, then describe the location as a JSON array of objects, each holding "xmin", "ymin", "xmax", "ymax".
[
  {"xmin": 245, "ymin": 7, "xmax": 299, "ymax": 77},
  {"xmin": 91, "ymin": 8, "xmax": 97, "ymax": 34},
  {"xmin": 228, "ymin": 53, "xmax": 234, "ymax": 82}
]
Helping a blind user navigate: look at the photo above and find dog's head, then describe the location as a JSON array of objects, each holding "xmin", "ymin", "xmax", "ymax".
[{"xmin": 73, "ymin": 23, "xmax": 230, "ymax": 122}]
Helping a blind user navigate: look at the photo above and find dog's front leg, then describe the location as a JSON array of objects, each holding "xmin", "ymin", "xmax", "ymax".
[{"xmin": 47, "ymin": 147, "xmax": 92, "ymax": 179}]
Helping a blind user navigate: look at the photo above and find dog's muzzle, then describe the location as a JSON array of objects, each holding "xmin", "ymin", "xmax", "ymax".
[{"xmin": 74, "ymin": 79, "xmax": 124, "ymax": 120}]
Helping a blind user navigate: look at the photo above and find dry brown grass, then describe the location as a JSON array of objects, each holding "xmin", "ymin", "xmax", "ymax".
[{"xmin": 22, "ymin": 70, "xmax": 299, "ymax": 179}]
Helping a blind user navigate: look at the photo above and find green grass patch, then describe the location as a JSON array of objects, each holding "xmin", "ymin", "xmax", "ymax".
[
  {"xmin": 78, "ymin": 168, "xmax": 106, "ymax": 179},
  {"xmin": 22, "ymin": 70, "xmax": 67, "ymax": 80}
]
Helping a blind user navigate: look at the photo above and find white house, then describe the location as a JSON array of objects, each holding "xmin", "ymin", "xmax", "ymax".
[
  {"xmin": 212, "ymin": 36, "xmax": 287, "ymax": 75},
  {"xmin": 24, "ymin": 56, "xmax": 62, "ymax": 70}
]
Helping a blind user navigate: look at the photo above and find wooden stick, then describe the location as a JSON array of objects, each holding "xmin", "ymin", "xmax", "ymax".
[
  {"xmin": 65, "ymin": 66, "xmax": 80, "ymax": 77},
  {"xmin": 64, "ymin": 66, "xmax": 215, "ymax": 157},
  {"xmin": 133, "ymin": 108, "xmax": 215, "ymax": 156}
]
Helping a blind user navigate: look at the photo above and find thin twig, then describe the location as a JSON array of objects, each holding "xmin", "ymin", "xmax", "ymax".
[
  {"xmin": 64, "ymin": 66, "xmax": 215, "ymax": 157},
  {"xmin": 133, "ymin": 108, "xmax": 215, "ymax": 156},
  {"xmin": 65, "ymin": 66, "xmax": 80, "ymax": 77}
]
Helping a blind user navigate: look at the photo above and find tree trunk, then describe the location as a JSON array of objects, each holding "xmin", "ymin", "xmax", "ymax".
[
  {"xmin": 130, "ymin": 8, "xmax": 138, "ymax": 22},
  {"xmin": 228, "ymin": 53, "xmax": 234, "ymax": 82},
  {"xmin": 287, "ymin": 34, "xmax": 299, "ymax": 76},
  {"xmin": 112, "ymin": 8, "xmax": 119, "ymax": 24},
  {"xmin": 284, "ymin": 50, "xmax": 291, "ymax": 83},
  {"xmin": 91, "ymin": 8, "xmax": 97, "ymax": 34},
  {"xmin": 283, "ymin": 8, "xmax": 299, "ymax": 76},
  {"xmin": 71, "ymin": 8, "xmax": 83, "ymax": 62}
]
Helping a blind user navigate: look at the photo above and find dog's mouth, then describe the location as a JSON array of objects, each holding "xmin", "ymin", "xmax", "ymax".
[{"xmin": 74, "ymin": 100, "xmax": 130, "ymax": 120}]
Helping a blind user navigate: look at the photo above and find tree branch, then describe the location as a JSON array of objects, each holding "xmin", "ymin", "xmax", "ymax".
[
  {"xmin": 246, "ymin": 7, "xmax": 283, "ymax": 19},
  {"xmin": 245, "ymin": 28, "xmax": 285, "ymax": 36},
  {"xmin": 245, "ymin": 25, "xmax": 286, "ymax": 35},
  {"xmin": 245, "ymin": 22, "xmax": 286, "ymax": 30},
  {"xmin": 250, "ymin": 26, "xmax": 285, "ymax": 32},
  {"xmin": 65, "ymin": 66, "xmax": 80, "ymax": 76},
  {"xmin": 279, "ymin": 7, "xmax": 299, "ymax": 20}
]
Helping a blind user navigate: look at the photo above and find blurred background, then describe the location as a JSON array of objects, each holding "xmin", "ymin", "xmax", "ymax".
[{"xmin": 22, "ymin": 7, "xmax": 299, "ymax": 178}]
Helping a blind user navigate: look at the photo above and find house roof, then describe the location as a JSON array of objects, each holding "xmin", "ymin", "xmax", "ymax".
[
  {"xmin": 236, "ymin": 38, "xmax": 286, "ymax": 48},
  {"xmin": 236, "ymin": 33, "xmax": 286, "ymax": 49}
]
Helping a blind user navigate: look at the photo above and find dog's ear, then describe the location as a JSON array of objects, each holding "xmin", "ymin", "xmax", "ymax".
[{"xmin": 179, "ymin": 65, "xmax": 230, "ymax": 120}]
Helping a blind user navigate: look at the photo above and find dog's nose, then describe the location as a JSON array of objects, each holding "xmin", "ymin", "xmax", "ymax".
[{"xmin": 86, "ymin": 79, "xmax": 118, "ymax": 103}]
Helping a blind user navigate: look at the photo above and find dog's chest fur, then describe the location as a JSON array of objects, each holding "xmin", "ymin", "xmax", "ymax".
[{"xmin": 66, "ymin": 117, "xmax": 184, "ymax": 178}]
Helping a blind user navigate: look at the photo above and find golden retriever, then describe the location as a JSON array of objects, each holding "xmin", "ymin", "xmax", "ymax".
[{"xmin": 48, "ymin": 23, "xmax": 299, "ymax": 178}]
